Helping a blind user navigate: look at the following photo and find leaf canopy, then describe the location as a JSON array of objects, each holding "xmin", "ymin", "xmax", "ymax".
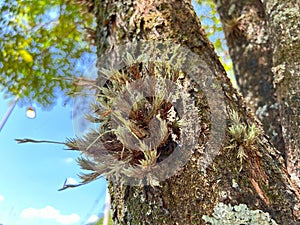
[
  {"xmin": 0, "ymin": 0, "xmax": 95, "ymax": 108},
  {"xmin": 196, "ymin": 0, "xmax": 234, "ymax": 84}
]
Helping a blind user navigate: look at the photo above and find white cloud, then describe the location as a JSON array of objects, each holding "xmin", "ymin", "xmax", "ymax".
[
  {"xmin": 21, "ymin": 206, "xmax": 80, "ymax": 225},
  {"xmin": 0, "ymin": 195, "xmax": 4, "ymax": 201},
  {"xmin": 64, "ymin": 157, "xmax": 74, "ymax": 164},
  {"xmin": 86, "ymin": 215, "xmax": 99, "ymax": 224},
  {"xmin": 66, "ymin": 177, "xmax": 79, "ymax": 185}
]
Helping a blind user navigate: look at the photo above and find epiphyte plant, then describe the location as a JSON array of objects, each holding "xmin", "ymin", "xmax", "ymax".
[
  {"xmin": 227, "ymin": 109, "xmax": 260, "ymax": 171},
  {"xmin": 69, "ymin": 47, "xmax": 200, "ymax": 186}
]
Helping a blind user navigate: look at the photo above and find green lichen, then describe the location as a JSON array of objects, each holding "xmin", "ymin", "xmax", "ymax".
[{"xmin": 202, "ymin": 203, "xmax": 278, "ymax": 225}]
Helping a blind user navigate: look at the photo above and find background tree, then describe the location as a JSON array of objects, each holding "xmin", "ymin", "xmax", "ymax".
[{"xmin": 214, "ymin": 0, "xmax": 300, "ymax": 186}]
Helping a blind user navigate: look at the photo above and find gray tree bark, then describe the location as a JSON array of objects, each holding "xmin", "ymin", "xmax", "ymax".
[
  {"xmin": 77, "ymin": 0, "xmax": 300, "ymax": 224},
  {"xmin": 215, "ymin": 0, "xmax": 300, "ymax": 186},
  {"xmin": 262, "ymin": 0, "xmax": 300, "ymax": 186}
]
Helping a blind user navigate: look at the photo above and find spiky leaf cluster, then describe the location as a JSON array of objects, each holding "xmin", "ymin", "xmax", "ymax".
[
  {"xmin": 227, "ymin": 109, "xmax": 260, "ymax": 169},
  {"xmin": 68, "ymin": 50, "xmax": 197, "ymax": 185}
]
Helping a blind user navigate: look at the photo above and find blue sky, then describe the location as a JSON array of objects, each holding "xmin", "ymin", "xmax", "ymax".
[{"xmin": 0, "ymin": 93, "xmax": 107, "ymax": 225}]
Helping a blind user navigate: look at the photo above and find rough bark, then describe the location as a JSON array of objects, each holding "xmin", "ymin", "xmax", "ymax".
[
  {"xmin": 92, "ymin": 0, "xmax": 300, "ymax": 224},
  {"xmin": 214, "ymin": 0, "xmax": 285, "ymax": 158},
  {"xmin": 261, "ymin": 0, "xmax": 300, "ymax": 184}
]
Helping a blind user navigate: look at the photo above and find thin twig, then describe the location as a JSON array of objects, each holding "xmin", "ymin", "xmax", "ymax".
[{"xmin": 15, "ymin": 138, "xmax": 65, "ymax": 145}]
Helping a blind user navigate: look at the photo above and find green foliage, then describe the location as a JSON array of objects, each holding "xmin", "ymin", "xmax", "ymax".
[
  {"xmin": 195, "ymin": 0, "xmax": 235, "ymax": 85},
  {"xmin": 0, "ymin": 0, "xmax": 95, "ymax": 107},
  {"xmin": 202, "ymin": 203, "xmax": 278, "ymax": 225}
]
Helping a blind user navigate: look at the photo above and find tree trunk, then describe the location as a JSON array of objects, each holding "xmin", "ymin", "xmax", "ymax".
[
  {"xmin": 215, "ymin": 0, "xmax": 300, "ymax": 187},
  {"xmin": 261, "ymin": 0, "xmax": 300, "ymax": 186},
  {"xmin": 214, "ymin": 0, "xmax": 285, "ymax": 159},
  {"xmin": 85, "ymin": 0, "xmax": 300, "ymax": 224}
]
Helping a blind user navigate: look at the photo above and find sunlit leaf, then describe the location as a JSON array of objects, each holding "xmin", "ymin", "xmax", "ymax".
[{"xmin": 18, "ymin": 49, "xmax": 33, "ymax": 63}]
